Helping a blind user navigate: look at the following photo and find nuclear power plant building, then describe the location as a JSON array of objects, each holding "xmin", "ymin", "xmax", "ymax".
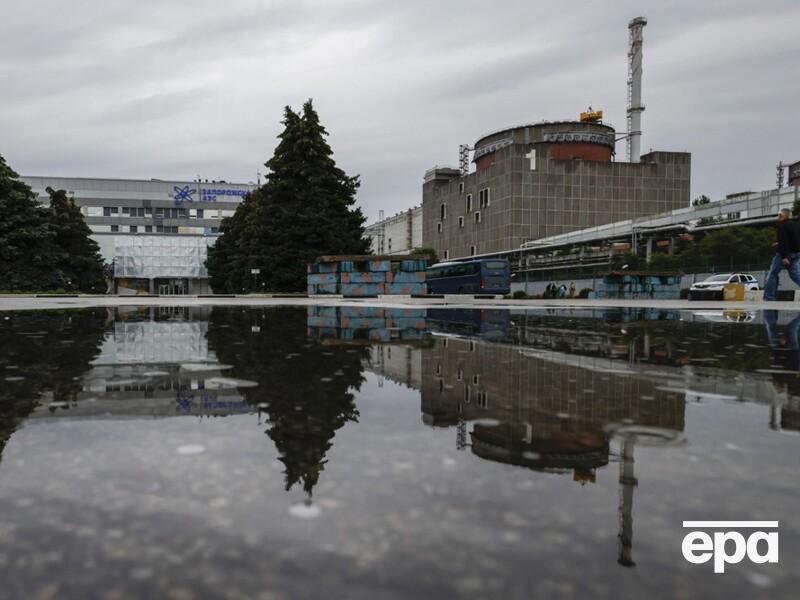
[{"xmin": 422, "ymin": 120, "xmax": 691, "ymax": 260}]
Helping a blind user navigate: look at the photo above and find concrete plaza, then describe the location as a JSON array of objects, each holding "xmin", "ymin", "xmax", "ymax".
[{"xmin": 1, "ymin": 294, "xmax": 799, "ymax": 312}]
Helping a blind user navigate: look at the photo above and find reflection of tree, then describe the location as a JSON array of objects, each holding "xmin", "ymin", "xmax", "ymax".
[
  {"xmin": 207, "ymin": 307, "xmax": 367, "ymax": 496},
  {"xmin": 0, "ymin": 309, "xmax": 108, "ymax": 460}
]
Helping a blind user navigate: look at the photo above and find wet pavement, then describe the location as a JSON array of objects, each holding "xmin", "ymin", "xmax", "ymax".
[{"xmin": 1, "ymin": 305, "xmax": 799, "ymax": 599}]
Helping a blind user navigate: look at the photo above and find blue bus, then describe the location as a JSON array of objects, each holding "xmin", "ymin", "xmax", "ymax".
[{"xmin": 426, "ymin": 259, "xmax": 511, "ymax": 295}]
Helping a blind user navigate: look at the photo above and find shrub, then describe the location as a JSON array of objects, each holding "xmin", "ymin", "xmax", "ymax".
[
  {"xmin": 578, "ymin": 288, "xmax": 592, "ymax": 299},
  {"xmin": 512, "ymin": 290, "xmax": 529, "ymax": 299}
]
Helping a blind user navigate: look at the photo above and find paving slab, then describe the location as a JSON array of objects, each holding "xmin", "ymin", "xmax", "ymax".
[{"xmin": 3, "ymin": 294, "xmax": 800, "ymax": 312}]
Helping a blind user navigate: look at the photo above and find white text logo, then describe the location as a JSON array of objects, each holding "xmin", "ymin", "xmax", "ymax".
[{"xmin": 681, "ymin": 521, "xmax": 779, "ymax": 573}]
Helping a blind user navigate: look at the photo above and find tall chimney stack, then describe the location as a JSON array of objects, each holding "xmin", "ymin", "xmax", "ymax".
[{"xmin": 626, "ymin": 17, "xmax": 647, "ymax": 163}]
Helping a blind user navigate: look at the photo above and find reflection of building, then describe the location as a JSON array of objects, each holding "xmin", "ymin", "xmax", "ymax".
[
  {"xmin": 307, "ymin": 306, "xmax": 429, "ymax": 344},
  {"xmin": 420, "ymin": 336, "xmax": 685, "ymax": 476},
  {"xmin": 32, "ymin": 307, "xmax": 251, "ymax": 420},
  {"xmin": 21, "ymin": 176, "xmax": 257, "ymax": 294},
  {"xmin": 369, "ymin": 345, "xmax": 422, "ymax": 390}
]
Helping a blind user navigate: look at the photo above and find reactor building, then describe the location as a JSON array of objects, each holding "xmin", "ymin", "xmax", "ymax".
[
  {"xmin": 422, "ymin": 120, "xmax": 691, "ymax": 260},
  {"xmin": 420, "ymin": 16, "xmax": 692, "ymax": 260}
]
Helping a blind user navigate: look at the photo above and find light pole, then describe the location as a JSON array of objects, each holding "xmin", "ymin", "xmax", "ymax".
[{"xmin": 251, "ymin": 268, "xmax": 260, "ymax": 294}]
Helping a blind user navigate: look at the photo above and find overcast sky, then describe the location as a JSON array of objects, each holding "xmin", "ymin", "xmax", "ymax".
[{"xmin": 1, "ymin": 0, "xmax": 798, "ymax": 222}]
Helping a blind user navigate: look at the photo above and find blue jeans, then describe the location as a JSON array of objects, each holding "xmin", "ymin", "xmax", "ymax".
[{"xmin": 764, "ymin": 252, "xmax": 800, "ymax": 300}]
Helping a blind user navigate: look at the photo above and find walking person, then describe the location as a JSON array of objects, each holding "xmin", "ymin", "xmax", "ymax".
[{"xmin": 764, "ymin": 209, "xmax": 800, "ymax": 301}]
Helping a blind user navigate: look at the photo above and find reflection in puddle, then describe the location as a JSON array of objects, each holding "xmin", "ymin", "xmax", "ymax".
[{"xmin": 1, "ymin": 305, "xmax": 800, "ymax": 598}]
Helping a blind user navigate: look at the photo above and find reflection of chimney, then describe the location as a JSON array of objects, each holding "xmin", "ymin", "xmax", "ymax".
[{"xmin": 617, "ymin": 437, "xmax": 638, "ymax": 567}]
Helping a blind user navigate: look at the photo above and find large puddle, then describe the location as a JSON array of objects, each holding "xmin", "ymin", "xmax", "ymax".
[{"xmin": 1, "ymin": 305, "xmax": 799, "ymax": 598}]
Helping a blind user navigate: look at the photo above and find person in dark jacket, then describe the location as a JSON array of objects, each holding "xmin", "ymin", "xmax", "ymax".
[{"xmin": 764, "ymin": 209, "xmax": 800, "ymax": 301}]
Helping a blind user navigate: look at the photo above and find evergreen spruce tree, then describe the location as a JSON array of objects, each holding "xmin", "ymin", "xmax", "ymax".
[
  {"xmin": 46, "ymin": 187, "xmax": 105, "ymax": 292},
  {"xmin": 207, "ymin": 100, "xmax": 370, "ymax": 293},
  {"xmin": 0, "ymin": 154, "xmax": 62, "ymax": 291}
]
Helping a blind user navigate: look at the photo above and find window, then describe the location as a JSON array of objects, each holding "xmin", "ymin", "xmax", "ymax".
[
  {"xmin": 122, "ymin": 207, "xmax": 130, "ymax": 216},
  {"xmin": 130, "ymin": 225, "xmax": 137, "ymax": 233},
  {"xmin": 137, "ymin": 207, "xmax": 145, "ymax": 217},
  {"xmin": 437, "ymin": 222, "xmax": 443, "ymax": 233},
  {"xmin": 479, "ymin": 188, "xmax": 491, "ymax": 208},
  {"xmin": 470, "ymin": 245, "xmax": 476, "ymax": 256},
  {"xmin": 474, "ymin": 211, "xmax": 481, "ymax": 224},
  {"xmin": 440, "ymin": 204, "xmax": 446, "ymax": 220},
  {"xmin": 103, "ymin": 206, "xmax": 118, "ymax": 217},
  {"xmin": 457, "ymin": 367, "xmax": 463, "ymax": 381},
  {"xmin": 485, "ymin": 261, "xmax": 508, "ymax": 269},
  {"xmin": 145, "ymin": 207, "xmax": 153, "ymax": 216},
  {"xmin": 466, "ymin": 194, "xmax": 473, "ymax": 212},
  {"xmin": 443, "ymin": 250, "xmax": 449, "ymax": 260},
  {"xmin": 197, "ymin": 209, "xmax": 204, "ymax": 219},
  {"xmin": 458, "ymin": 182, "xmax": 464, "ymax": 194},
  {"xmin": 472, "ymin": 374, "xmax": 480, "ymax": 384},
  {"xmin": 145, "ymin": 225, "xmax": 152, "ymax": 233},
  {"xmin": 458, "ymin": 216, "xmax": 464, "ymax": 228},
  {"xmin": 388, "ymin": 238, "xmax": 392, "ymax": 251},
  {"xmin": 110, "ymin": 225, "xmax": 119, "ymax": 232}
]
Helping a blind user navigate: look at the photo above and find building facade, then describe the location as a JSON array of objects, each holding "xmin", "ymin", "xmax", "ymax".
[
  {"xmin": 364, "ymin": 206, "xmax": 423, "ymax": 255},
  {"xmin": 422, "ymin": 121, "xmax": 691, "ymax": 260},
  {"xmin": 21, "ymin": 176, "xmax": 257, "ymax": 294}
]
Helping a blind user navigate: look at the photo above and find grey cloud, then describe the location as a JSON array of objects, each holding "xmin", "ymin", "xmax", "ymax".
[{"xmin": 1, "ymin": 0, "xmax": 799, "ymax": 222}]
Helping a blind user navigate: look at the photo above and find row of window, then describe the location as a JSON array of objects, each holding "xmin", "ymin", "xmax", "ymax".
[
  {"xmin": 438, "ymin": 187, "xmax": 491, "ymax": 225},
  {"xmin": 437, "ymin": 246, "xmax": 477, "ymax": 261},
  {"xmin": 436, "ymin": 211, "xmax": 482, "ymax": 234},
  {"xmin": 109, "ymin": 225, "xmax": 180, "ymax": 233},
  {"xmin": 90, "ymin": 206, "xmax": 230, "ymax": 219},
  {"xmin": 105, "ymin": 225, "xmax": 222, "ymax": 234}
]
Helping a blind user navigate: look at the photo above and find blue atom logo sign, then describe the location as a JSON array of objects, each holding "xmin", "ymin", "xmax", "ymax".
[{"xmin": 173, "ymin": 185, "xmax": 197, "ymax": 205}]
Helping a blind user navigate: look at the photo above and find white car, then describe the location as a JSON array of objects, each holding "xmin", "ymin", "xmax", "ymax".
[{"xmin": 690, "ymin": 273, "xmax": 759, "ymax": 291}]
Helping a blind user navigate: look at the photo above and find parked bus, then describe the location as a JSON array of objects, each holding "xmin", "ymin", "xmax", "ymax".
[{"xmin": 426, "ymin": 259, "xmax": 511, "ymax": 295}]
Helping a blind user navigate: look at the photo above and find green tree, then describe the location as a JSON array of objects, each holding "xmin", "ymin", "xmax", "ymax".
[
  {"xmin": 46, "ymin": 187, "xmax": 105, "ymax": 292},
  {"xmin": 678, "ymin": 226, "xmax": 774, "ymax": 271},
  {"xmin": 692, "ymin": 194, "xmax": 711, "ymax": 206},
  {"xmin": 609, "ymin": 252, "xmax": 647, "ymax": 271},
  {"xmin": 0, "ymin": 154, "xmax": 62, "ymax": 291},
  {"xmin": 410, "ymin": 246, "xmax": 439, "ymax": 264},
  {"xmin": 208, "ymin": 100, "xmax": 370, "ymax": 293}
]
